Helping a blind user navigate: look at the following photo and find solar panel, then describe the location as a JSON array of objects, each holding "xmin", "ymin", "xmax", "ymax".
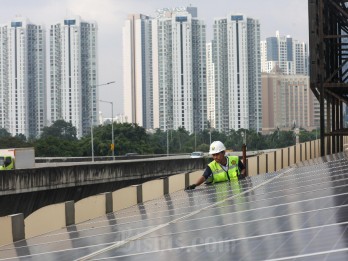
[{"xmin": 1, "ymin": 153, "xmax": 348, "ymax": 260}]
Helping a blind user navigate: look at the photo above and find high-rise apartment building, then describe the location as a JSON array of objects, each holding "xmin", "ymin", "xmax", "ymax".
[
  {"xmin": 261, "ymin": 31, "xmax": 309, "ymax": 75},
  {"xmin": 153, "ymin": 7, "xmax": 206, "ymax": 133},
  {"xmin": 123, "ymin": 7, "xmax": 206, "ymax": 133},
  {"xmin": 206, "ymin": 42, "xmax": 215, "ymax": 128},
  {"xmin": 123, "ymin": 14, "xmax": 153, "ymax": 129},
  {"xmin": 212, "ymin": 14, "xmax": 261, "ymax": 132},
  {"xmin": 0, "ymin": 17, "xmax": 46, "ymax": 138},
  {"xmin": 262, "ymin": 72, "xmax": 319, "ymax": 132},
  {"xmin": 294, "ymin": 40, "xmax": 309, "ymax": 75},
  {"xmin": 50, "ymin": 16, "xmax": 98, "ymax": 137}
]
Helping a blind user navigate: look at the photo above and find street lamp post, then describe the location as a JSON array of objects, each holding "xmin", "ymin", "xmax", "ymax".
[
  {"xmin": 208, "ymin": 110, "xmax": 214, "ymax": 145},
  {"xmin": 91, "ymin": 81, "xmax": 115, "ymax": 161},
  {"xmin": 166, "ymin": 129, "xmax": 169, "ymax": 156},
  {"xmin": 194, "ymin": 131, "xmax": 196, "ymax": 151},
  {"xmin": 99, "ymin": 99, "xmax": 115, "ymax": 160}
]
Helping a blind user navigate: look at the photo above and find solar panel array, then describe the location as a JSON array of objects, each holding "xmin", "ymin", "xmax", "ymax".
[{"xmin": 1, "ymin": 153, "xmax": 348, "ymax": 260}]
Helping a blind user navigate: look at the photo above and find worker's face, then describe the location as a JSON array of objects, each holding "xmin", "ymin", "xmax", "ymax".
[{"xmin": 212, "ymin": 151, "xmax": 226, "ymax": 164}]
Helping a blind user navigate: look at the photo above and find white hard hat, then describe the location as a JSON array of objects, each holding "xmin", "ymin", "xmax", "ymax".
[{"xmin": 209, "ymin": 141, "xmax": 226, "ymax": 154}]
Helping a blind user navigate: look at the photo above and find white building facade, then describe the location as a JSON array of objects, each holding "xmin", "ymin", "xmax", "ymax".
[
  {"xmin": 206, "ymin": 42, "xmax": 215, "ymax": 128},
  {"xmin": 123, "ymin": 14, "xmax": 153, "ymax": 129},
  {"xmin": 153, "ymin": 8, "xmax": 206, "ymax": 133},
  {"xmin": 124, "ymin": 7, "xmax": 207, "ymax": 133},
  {"xmin": 0, "ymin": 17, "xmax": 46, "ymax": 138},
  {"xmin": 50, "ymin": 16, "xmax": 98, "ymax": 137},
  {"xmin": 261, "ymin": 31, "xmax": 309, "ymax": 75},
  {"xmin": 213, "ymin": 14, "xmax": 261, "ymax": 132}
]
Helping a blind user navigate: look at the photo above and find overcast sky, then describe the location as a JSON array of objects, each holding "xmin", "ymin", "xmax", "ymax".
[{"xmin": 1, "ymin": 0, "xmax": 309, "ymax": 117}]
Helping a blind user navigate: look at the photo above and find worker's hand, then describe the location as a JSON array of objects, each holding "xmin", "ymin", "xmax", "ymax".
[
  {"xmin": 185, "ymin": 184, "xmax": 197, "ymax": 190},
  {"xmin": 238, "ymin": 174, "xmax": 246, "ymax": 180}
]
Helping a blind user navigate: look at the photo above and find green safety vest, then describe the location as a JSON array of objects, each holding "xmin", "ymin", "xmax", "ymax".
[{"xmin": 207, "ymin": 156, "xmax": 240, "ymax": 183}]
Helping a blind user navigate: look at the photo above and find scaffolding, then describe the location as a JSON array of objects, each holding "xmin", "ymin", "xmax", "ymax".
[{"xmin": 309, "ymin": 0, "xmax": 348, "ymax": 155}]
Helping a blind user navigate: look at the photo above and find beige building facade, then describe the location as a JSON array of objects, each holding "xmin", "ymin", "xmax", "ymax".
[{"xmin": 262, "ymin": 72, "xmax": 319, "ymax": 133}]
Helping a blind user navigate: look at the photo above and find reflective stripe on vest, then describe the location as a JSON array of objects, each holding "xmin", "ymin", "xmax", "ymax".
[{"xmin": 208, "ymin": 156, "xmax": 240, "ymax": 183}]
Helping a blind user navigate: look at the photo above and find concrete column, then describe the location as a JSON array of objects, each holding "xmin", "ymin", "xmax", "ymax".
[
  {"xmin": 105, "ymin": 192, "xmax": 113, "ymax": 214},
  {"xmin": 135, "ymin": 184, "xmax": 143, "ymax": 203},
  {"xmin": 163, "ymin": 177, "xmax": 169, "ymax": 195},
  {"xmin": 0, "ymin": 213, "xmax": 24, "ymax": 246},
  {"xmin": 185, "ymin": 172, "xmax": 190, "ymax": 188},
  {"xmin": 11, "ymin": 213, "xmax": 24, "ymax": 242},
  {"xmin": 65, "ymin": 201, "xmax": 75, "ymax": 226},
  {"xmin": 246, "ymin": 158, "xmax": 249, "ymax": 176}
]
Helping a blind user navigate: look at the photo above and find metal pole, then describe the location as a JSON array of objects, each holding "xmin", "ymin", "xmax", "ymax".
[
  {"xmin": 209, "ymin": 110, "xmax": 213, "ymax": 145},
  {"xmin": 166, "ymin": 129, "xmax": 169, "ymax": 156},
  {"xmin": 111, "ymin": 101, "xmax": 114, "ymax": 160},
  {"xmin": 242, "ymin": 143, "xmax": 247, "ymax": 176},
  {"xmin": 91, "ymin": 87, "xmax": 94, "ymax": 162},
  {"xmin": 194, "ymin": 131, "xmax": 196, "ymax": 151},
  {"xmin": 91, "ymin": 81, "xmax": 115, "ymax": 162},
  {"xmin": 99, "ymin": 99, "xmax": 115, "ymax": 160},
  {"xmin": 91, "ymin": 121, "xmax": 94, "ymax": 161}
]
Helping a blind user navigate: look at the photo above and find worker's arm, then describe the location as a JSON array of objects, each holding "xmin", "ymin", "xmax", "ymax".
[
  {"xmin": 185, "ymin": 167, "xmax": 211, "ymax": 190},
  {"xmin": 185, "ymin": 176, "xmax": 205, "ymax": 190}
]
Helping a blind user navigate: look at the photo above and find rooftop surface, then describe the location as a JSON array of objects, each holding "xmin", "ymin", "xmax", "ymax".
[{"xmin": 1, "ymin": 153, "xmax": 348, "ymax": 260}]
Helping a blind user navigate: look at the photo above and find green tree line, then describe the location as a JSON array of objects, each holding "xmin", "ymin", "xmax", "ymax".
[{"xmin": 0, "ymin": 120, "xmax": 320, "ymax": 157}]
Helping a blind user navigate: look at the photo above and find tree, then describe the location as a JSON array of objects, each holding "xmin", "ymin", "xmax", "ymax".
[
  {"xmin": 78, "ymin": 122, "xmax": 156, "ymax": 156},
  {"xmin": 15, "ymin": 133, "xmax": 27, "ymax": 142},
  {"xmin": 0, "ymin": 128, "xmax": 11, "ymax": 138},
  {"xmin": 0, "ymin": 136, "xmax": 31, "ymax": 149},
  {"xmin": 35, "ymin": 136, "xmax": 82, "ymax": 157},
  {"xmin": 41, "ymin": 120, "xmax": 77, "ymax": 141},
  {"xmin": 299, "ymin": 130, "xmax": 316, "ymax": 143}
]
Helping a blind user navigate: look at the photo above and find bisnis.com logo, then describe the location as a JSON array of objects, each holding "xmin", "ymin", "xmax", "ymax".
[{"xmin": 121, "ymin": 236, "xmax": 237, "ymax": 253}]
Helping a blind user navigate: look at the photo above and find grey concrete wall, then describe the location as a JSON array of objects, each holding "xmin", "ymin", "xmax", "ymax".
[
  {"xmin": 0, "ymin": 158, "xmax": 205, "ymax": 196},
  {"xmin": 0, "ymin": 158, "xmax": 207, "ymax": 218}
]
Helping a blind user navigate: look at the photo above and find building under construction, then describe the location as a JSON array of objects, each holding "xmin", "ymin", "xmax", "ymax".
[{"xmin": 309, "ymin": 0, "xmax": 348, "ymax": 155}]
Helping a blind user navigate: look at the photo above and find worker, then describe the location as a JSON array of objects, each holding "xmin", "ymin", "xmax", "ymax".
[{"xmin": 185, "ymin": 141, "xmax": 246, "ymax": 190}]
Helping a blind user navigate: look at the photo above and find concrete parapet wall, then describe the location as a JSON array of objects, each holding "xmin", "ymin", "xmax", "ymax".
[
  {"xmin": 276, "ymin": 149, "xmax": 282, "ymax": 171},
  {"xmin": 75, "ymin": 194, "xmax": 107, "ymax": 224},
  {"xmin": 258, "ymin": 154, "xmax": 267, "ymax": 175},
  {"xmin": 296, "ymin": 144, "xmax": 301, "ymax": 162},
  {"xmin": 168, "ymin": 173, "xmax": 186, "ymax": 194},
  {"xmin": 0, "ymin": 158, "xmax": 203, "ymax": 196},
  {"xmin": 112, "ymin": 186, "xmax": 137, "ymax": 211},
  {"xmin": 288, "ymin": 145, "xmax": 294, "ymax": 166},
  {"xmin": 306, "ymin": 142, "xmax": 311, "ymax": 160},
  {"xmin": 25, "ymin": 202, "xmax": 67, "ymax": 238},
  {"xmin": 247, "ymin": 157, "xmax": 258, "ymax": 176},
  {"xmin": 142, "ymin": 179, "xmax": 164, "ymax": 202},
  {"xmin": 247, "ymin": 139, "xmax": 329, "ymax": 176},
  {"xmin": 188, "ymin": 171, "xmax": 202, "ymax": 185},
  {"xmin": 266, "ymin": 152, "xmax": 275, "ymax": 173}
]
